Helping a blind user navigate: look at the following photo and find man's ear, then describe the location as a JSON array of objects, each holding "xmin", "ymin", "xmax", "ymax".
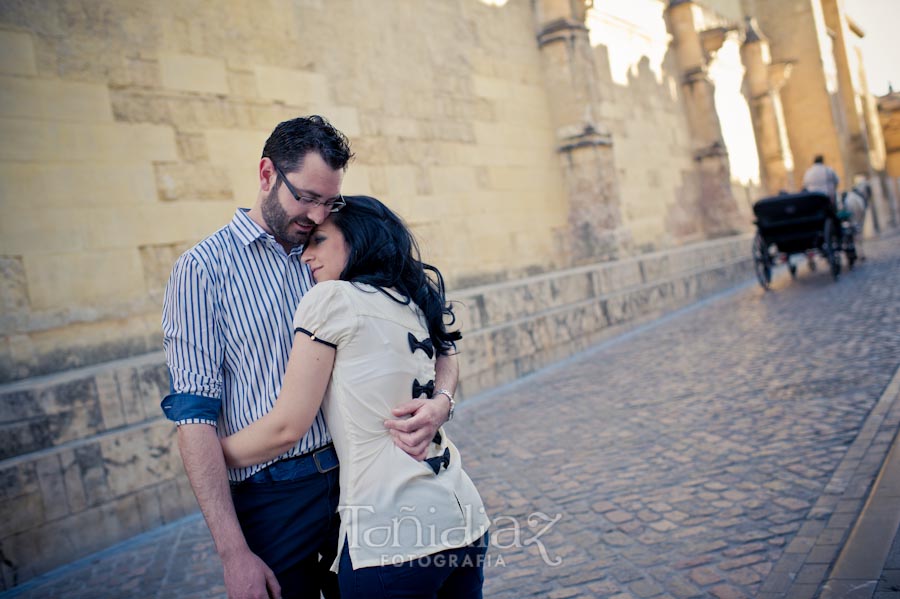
[{"xmin": 259, "ymin": 157, "xmax": 277, "ymax": 192}]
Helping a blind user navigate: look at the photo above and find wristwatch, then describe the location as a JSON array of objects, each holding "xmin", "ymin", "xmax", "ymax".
[{"xmin": 434, "ymin": 388, "xmax": 456, "ymax": 421}]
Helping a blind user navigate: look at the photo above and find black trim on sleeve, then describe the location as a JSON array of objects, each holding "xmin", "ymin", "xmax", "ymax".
[{"xmin": 294, "ymin": 326, "xmax": 338, "ymax": 349}]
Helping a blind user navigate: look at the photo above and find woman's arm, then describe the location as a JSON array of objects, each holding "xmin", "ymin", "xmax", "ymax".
[{"xmin": 221, "ymin": 333, "xmax": 336, "ymax": 468}]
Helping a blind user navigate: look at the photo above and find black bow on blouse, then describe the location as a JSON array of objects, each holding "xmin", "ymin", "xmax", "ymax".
[
  {"xmin": 412, "ymin": 378, "xmax": 435, "ymax": 399},
  {"xmin": 424, "ymin": 447, "xmax": 451, "ymax": 475},
  {"xmin": 407, "ymin": 333, "xmax": 434, "ymax": 358}
]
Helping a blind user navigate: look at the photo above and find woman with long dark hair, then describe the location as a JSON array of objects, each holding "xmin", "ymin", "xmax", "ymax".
[{"xmin": 220, "ymin": 196, "xmax": 490, "ymax": 599}]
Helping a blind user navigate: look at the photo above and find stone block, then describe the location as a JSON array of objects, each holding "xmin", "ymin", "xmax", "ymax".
[
  {"xmin": 0, "ymin": 162, "xmax": 158, "ymax": 209},
  {"xmin": 0, "ymin": 76, "xmax": 113, "ymax": 122},
  {"xmin": 489, "ymin": 325, "xmax": 521, "ymax": 367},
  {"xmin": 135, "ymin": 485, "xmax": 164, "ymax": 531},
  {"xmin": 450, "ymin": 293, "xmax": 487, "ymax": 331},
  {"xmin": 472, "ymin": 75, "xmax": 511, "ymax": 100},
  {"xmin": 456, "ymin": 330, "xmax": 495, "ymax": 377},
  {"xmin": 205, "ymin": 127, "xmax": 270, "ymax": 202},
  {"xmin": 550, "ymin": 272, "xmax": 596, "ymax": 306},
  {"xmin": 35, "ymin": 454, "xmax": 69, "ymax": 521},
  {"xmin": 0, "ymin": 30, "xmax": 36, "ymax": 76},
  {"xmin": 0, "ymin": 376, "xmax": 103, "ymax": 459},
  {"xmin": 226, "ymin": 68, "xmax": 259, "ymax": 99},
  {"xmin": 549, "ymin": 302, "xmax": 605, "ymax": 344},
  {"xmin": 486, "ymin": 165, "xmax": 560, "ymax": 191},
  {"xmin": 100, "ymin": 420, "xmax": 180, "ymax": 498},
  {"xmin": 254, "ymin": 65, "xmax": 329, "ymax": 106},
  {"xmin": 0, "ymin": 119, "xmax": 178, "ymax": 163},
  {"xmin": 52, "ymin": 494, "xmax": 145, "ymax": 573},
  {"xmin": 639, "ymin": 254, "xmax": 672, "ymax": 283},
  {"xmin": 382, "ymin": 165, "xmax": 419, "ymax": 197},
  {"xmin": 342, "ymin": 163, "xmax": 372, "ymax": 196},
  {"xmin": 176, "ymin": 131, "xmax": 209, "ymax": 161},
  {"xmin": 154, "ymin": 161, "xmax": 234, "ymax": 202},
  {"xmin": 95, "ymin": 370, "xmax": 126, "ymax": 430},
  {"xmin": 0, "ymin": 490, "xmax": 43, "ymax": 538},
  {"xmin": 159, "ymin": 53, "xmax": 229, "ymax": 95},
  {"xmin": 139, "ymin": 241, "xmax": 194, "ymax": 303},
  {"xmin": 91, "ymin": 200, "xmax": 235, "ymax": 249},
  {"xmin": 116, "ymin": 366, "xmax": 148, "ymax": 425},
  {"xmin": 308, "ymin": 105, "xmax": 361, "ymax": 138},
  {"xmin": 365, "ymin": 116, "xmax": 419, "ymax": 139},
  {"xmin": 0, "ymin": 255, "xmax": 28, "ymax": 331},
  {"xmin": 593, "ymin": 261, "xmax": 644, "ymax": 295},
  {"xmin": 23, "ymin": 249, "xmax": 147, "ymax": 311},
  {"xmin": 74, "ymin": 443, "xmax": 113, "ymax": 507},
  {"xmin": 134, "ymin": 361, "xmax": 169, "ymax": 419},
  {"xmin": 0, "ymin": 528, "xmax": 42, "ymax": 587},
  {"xmin": 157, "ymin": 476, "xmax": 193, "ymax": 524},
  {"xmin": 0, "ymin": 204, "xmax": 90, "ymax": 254},
  {"xmin": 478, "ymin": 274, "xmax": 591, "ymax": 328},
  {"xmin": 60, "ymin": 448, "xmax": 88, "ymax": 513},
  {"xmin": 0, "ymin": 461, "xmax": 38, "ymax": 502}
]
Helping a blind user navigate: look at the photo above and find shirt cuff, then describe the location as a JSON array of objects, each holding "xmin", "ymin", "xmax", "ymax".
[{"xmin": 161, "ymin": 392, "xmax": 220, "ymax": 426}]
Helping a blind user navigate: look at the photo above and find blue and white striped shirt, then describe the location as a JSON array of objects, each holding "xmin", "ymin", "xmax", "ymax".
[{"xmin": 161, "ymin": 208, "xmax": 330, "ymax": 482}]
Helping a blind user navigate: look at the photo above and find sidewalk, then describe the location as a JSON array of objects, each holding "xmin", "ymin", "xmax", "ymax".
[
  {"xmin": 819, "ymin": 374, "xmax": 900, "ymax": 599},
  {"xmin": 3, "ymin": 233, "xmax": 900, "ymax": 599}
]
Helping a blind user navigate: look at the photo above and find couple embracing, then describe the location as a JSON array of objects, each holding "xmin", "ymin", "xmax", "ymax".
[{"xmin": 162, "ymin": 116, "xmax": 490, "ymax": 599}]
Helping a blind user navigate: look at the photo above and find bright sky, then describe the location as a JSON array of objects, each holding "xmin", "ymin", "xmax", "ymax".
[{"xmin": 843, "ymin": 0, "xmax": 900, "ymax": 96}]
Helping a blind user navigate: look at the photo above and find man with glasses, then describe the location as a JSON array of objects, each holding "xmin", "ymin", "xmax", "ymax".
[{"xmin": 161, "ymin": 116, "xmax": 457, "ymax": 599}]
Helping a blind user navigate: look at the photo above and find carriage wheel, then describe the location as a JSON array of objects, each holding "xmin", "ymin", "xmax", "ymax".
[
  {"xmin": 752, "ymin": 232, "xmax": 771, "ymax": 290},
  {"xmin": 823, "ymin": 219, "xmax": 841, "ymax": 281}
]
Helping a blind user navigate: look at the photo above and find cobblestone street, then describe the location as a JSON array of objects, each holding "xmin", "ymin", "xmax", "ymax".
[{"xmin": 4, "ymin": 235, "xmax": 900, "ymax": 599}]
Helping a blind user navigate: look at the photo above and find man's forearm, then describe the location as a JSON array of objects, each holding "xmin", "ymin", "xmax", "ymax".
[{"xmin": 177, "ymin": 424, "xmax": 250, "ymax": 559}]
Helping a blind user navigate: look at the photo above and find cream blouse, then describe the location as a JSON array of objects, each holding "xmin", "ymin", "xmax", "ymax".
[{"xmin": 293, "ymin": 281, "xmax": 490, "ymax": 572}]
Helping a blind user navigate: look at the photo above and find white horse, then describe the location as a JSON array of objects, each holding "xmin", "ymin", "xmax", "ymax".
[{"xmin": 840, "ymin": 180, "xmax": 870, "ymax": 260}]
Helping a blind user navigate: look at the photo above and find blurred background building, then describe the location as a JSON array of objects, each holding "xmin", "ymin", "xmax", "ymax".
[{"xmin": 1, "ymin": 0, "xmax": 897, "ymax": 588}]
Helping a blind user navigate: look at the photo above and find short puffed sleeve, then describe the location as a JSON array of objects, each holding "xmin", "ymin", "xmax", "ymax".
[{"xmin": 292, "ymin": 280, "xmax": 357, "ymax": 349}]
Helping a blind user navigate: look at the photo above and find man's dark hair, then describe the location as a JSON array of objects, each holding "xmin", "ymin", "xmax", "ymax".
[
  {"xmin": 814, "ymin": 154, "xmax": 824, "ymax": 164},
  {"xmin": 262, "ymin": 115, "xmax": 354, "ymax": 172}
]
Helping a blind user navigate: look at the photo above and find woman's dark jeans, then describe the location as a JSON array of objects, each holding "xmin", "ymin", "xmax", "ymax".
[{"xmin": 337, "ymin": 532, "xmax": 490, "ymax": 599}]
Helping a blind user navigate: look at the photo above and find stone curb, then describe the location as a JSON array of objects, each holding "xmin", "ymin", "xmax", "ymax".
[
  {"xmin": 758, "ymin": 364, "xmax": 900, "ymax": 598},
  {"xmin": 819, "ymin": 365, "xmax": 900, "ymax": 598}
]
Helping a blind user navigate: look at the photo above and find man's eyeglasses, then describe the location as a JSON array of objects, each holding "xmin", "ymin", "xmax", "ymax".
[{"xmin": 274, "ymin": 164, "xmax": 346, "ymax": 213}]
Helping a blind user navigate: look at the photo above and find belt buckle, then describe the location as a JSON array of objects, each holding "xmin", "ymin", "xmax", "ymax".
[{"xmin": 313, "ymin": 446, "xmax": 338, "ymax": 473}]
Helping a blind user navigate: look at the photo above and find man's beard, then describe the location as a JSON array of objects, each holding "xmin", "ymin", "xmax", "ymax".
[{"xmin": 261, "ymin": 187, "xmax": 314, "ymax": 247}]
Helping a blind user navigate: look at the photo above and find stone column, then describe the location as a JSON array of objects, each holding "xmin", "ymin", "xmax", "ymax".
[
  {"xmin": 533, "ymin": 0, "xmax": 625, "ymax": 264},
  {"xmin": 820, "ymin": 0, "xmax": 870, "ymax": 180},
  {"xmin": 665, "ymin": 0, "xmax": 742, "ymax": 236},
  {"xmin": 740, "ymin": 17, "xmax": 795, "ymax": 195}
]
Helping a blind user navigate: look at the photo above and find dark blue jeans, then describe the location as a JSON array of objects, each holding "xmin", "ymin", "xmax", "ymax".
[
  {"xmin": 337, "ymin": 532, "xmax": 490, "ymax": 599},
  {"xmin": 231, "ymin": 450, "xmax": 341, "ymax": 599}
]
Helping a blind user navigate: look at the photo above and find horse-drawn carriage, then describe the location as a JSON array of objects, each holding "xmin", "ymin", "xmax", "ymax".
[{"xmin": 751, "ymin": 191, "xmax": 858, "ymax": 290}]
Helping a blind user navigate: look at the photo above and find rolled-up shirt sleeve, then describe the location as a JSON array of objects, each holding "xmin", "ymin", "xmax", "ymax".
[{"xmin": 160, "ymin": 253, "xmax": 223, "ymax": 427}]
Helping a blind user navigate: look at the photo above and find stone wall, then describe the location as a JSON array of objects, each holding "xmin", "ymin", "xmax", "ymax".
[
  {"xmin": 587, "ymin": 0, "xmax": 758, "ymax": 251},
  {"xmin": 0, "ymin": 0, "xmax": 569, "ymax": 383},
  {"xmin": 753, "ymin": 0, "xmax": 846, "ymax": 183},
  {"xmin": 0, "ymin": 234, "xmax": 754, "ymax": 589}
]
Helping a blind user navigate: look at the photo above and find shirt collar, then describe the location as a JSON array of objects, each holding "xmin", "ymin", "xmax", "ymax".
[{"xmin": 229, "ymin": 209, "xmax": 305, "ymax": 256}]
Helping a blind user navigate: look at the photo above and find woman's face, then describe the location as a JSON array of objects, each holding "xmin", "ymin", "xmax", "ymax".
[{"xmin": 302, "ymin": 219, "xmax": 350, "ymax": 282}]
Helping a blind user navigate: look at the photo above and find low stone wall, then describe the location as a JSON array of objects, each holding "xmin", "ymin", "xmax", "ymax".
[
  {"xmin": 0, "ymin": 234, "xmax": 753, "ymax": 589},
  {"xmin": 0, "ymin": 354, "xmax": 193, "ymax": 590},
  {"xmin": 451, "ymin": 234, "xmax": 754, "ymax": 399}
]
